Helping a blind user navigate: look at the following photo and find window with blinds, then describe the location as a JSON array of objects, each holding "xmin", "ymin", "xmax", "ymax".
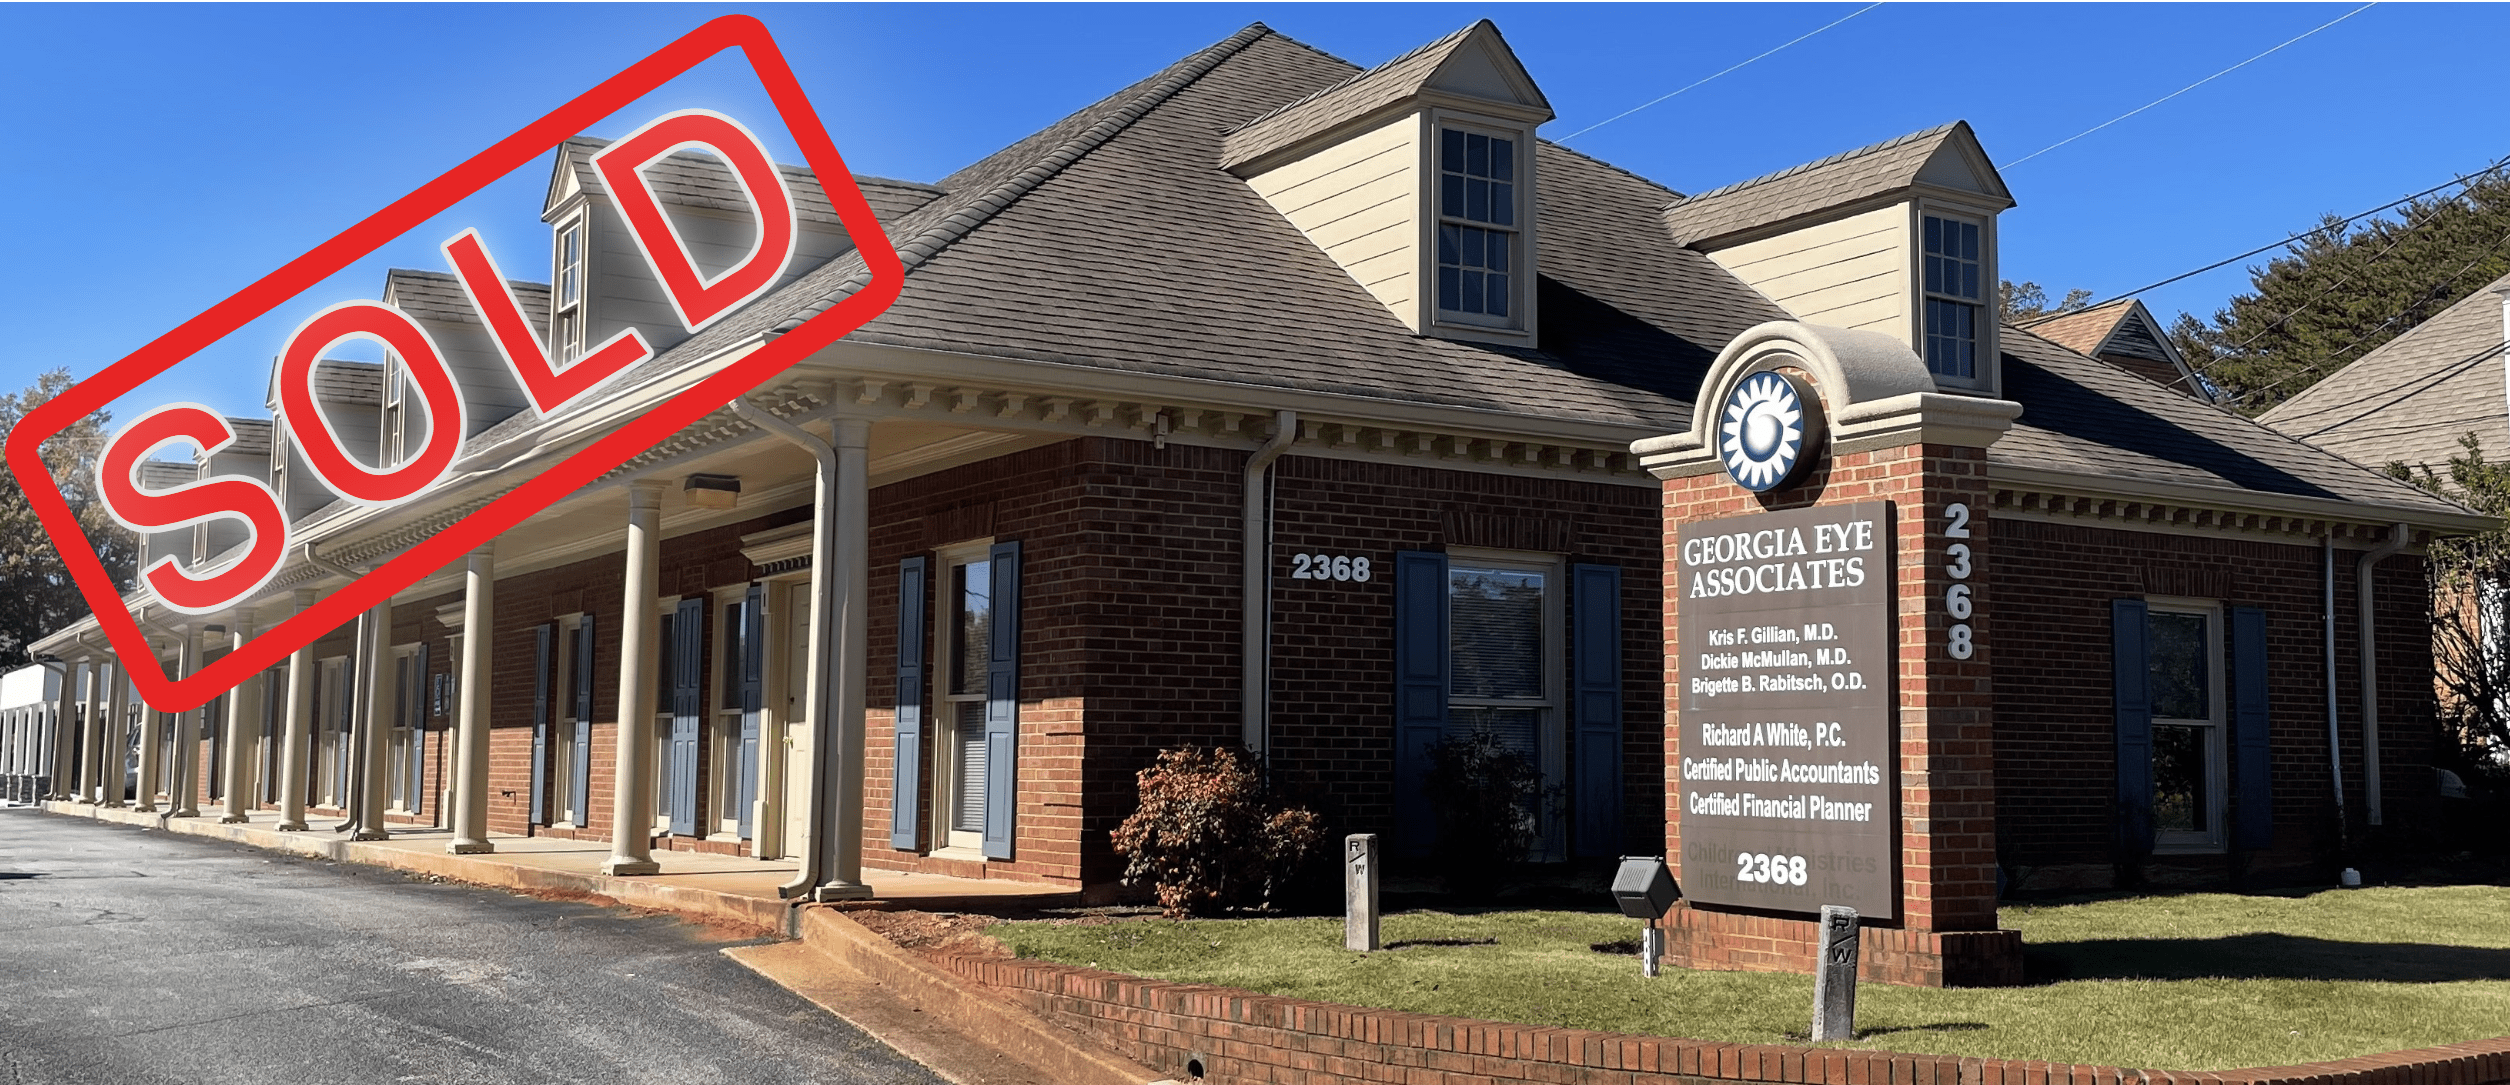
[
  {"xmin": 1447, "ymin": 563, "xmax": 1553, "ymax": 766},
  {"xmin": 936, "ymin": 545, "xmax": 995, "ymax": 852}
]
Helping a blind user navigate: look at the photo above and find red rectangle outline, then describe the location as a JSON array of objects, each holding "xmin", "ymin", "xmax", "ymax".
[{"xmin": 3, "ymin": 15, "xmax": 904, "ymax": 712}]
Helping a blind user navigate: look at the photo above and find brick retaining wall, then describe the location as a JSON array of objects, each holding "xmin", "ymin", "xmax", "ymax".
[{"xmin": 936, "ymin": 951, "xmax": 2510, "ymax": 1085}]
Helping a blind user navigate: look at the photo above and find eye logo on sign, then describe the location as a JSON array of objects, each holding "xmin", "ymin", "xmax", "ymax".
[{"xmin": 1718, "ymin": 371, "xmax": 1815, "ymax": 492}]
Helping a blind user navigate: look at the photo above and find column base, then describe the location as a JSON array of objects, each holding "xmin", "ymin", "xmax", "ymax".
[
  {"xmin": 219, "ymin": 815, "xmax": 250, "ymax": 824},
  {"xmin": 131, "ymin": 803, "xmax": 155, "ymax": 813},
  {"xmin": 448, "ymin": 841, "xmax": 495, "ymax": 855},
  {"xmin": 812, "ymin": 882, "xmax": 875, "ymax": 903},
  {"xmin": 1661, "ymin": 903, "xmax": 2023, "ymax": 988},
  {"xmin": 602, "ymin": 857, "xmax": 661, "ymax": 876},
  {"xmin": 351, "ymin": 830, "xmax": 391, "ymax": 841},
  {"xmin": 276, "ymin": 822, "xmax": 309, "ymax": 832}
]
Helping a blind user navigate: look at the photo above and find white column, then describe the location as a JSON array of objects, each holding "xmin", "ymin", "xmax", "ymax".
[
  {"xmin": 353, "ymin": 602, "xmax": 393, "ymax": 841},
  {"xmin": 816, "ymin": 417, "xmax": 873, "ymax": 900},
  {"xmin": 277, "ymin": 590, "xmax": 315, "ymax": 830},
  {"xmin": 132, "ymin": 644, "xmax": 163, "ymax": 811},
  {"xmin": 46, "ymin": 663, "xmax": 76, "ymax": 802},
  {"xmin": 170, "ymin": 627, "xmax": 200, "ymax": 817},
  {"xmin": 604, "ymin": 481, "xmax": 666, "ymax": 876},
  {"xmin": 100, "ymin": 659, "xmax": 129, "ymax": 807},
  {"xmin": 450, "ymin": 549, "xmax": 495, "ymax": 854},
  {"xmin": 220, "ymin": 622, "xmax": 261, "ymax": 823},
  {"xmin": 81, "ymin": 658, "xmax": 108, "ymax": 803}
]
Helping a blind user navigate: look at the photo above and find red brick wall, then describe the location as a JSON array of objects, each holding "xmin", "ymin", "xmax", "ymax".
[
  {"xmin": 941, "ymin": 949, "xmax": 2510, "ymax": 1085},
  {"xmin": 1990, "ymin": 518, "xmax": 2439, "ymax": 881}
]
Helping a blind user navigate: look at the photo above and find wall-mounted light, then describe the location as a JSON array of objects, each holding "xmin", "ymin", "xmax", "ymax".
[{"xmin": 684, "ymin": 473, "xmax": 741, "ymax": 510}]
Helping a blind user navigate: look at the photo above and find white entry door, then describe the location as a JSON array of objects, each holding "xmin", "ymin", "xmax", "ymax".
[{"xmin": 778, "ymin": 585, "xmax": 813, "ymax": 860}]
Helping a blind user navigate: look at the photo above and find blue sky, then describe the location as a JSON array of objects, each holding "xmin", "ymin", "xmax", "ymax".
[{"xmin": 4, "ymin": 3, "xmax": 2498, "ymax": 425}]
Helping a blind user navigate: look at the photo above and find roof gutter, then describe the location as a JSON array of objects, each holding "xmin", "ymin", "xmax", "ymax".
[{"xmin": 2356, "ymin": 522, "xmax": 2411, "ymax": 826}]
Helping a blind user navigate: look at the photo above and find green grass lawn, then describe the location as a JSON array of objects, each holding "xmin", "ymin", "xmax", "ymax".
[{"xmin": 995, "ymin": 886, "xmax": 2510, "ymax": 1071}]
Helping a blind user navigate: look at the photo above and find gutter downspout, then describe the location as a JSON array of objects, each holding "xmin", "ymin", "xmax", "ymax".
[
  {"xmin": 2357, "ymin": 523, "xmax": 2411, "ymax": 827},
  {"xmin": 732, "ymin": 399, "xmax": 841, "ymax": 905},
  {"xmin": 2322, "ymin": 536, "xmax": 2348, "ymax": 855},
  {"xmin": 1242, "ymin": 411, "xmax": 1298, "ymax": 762}
]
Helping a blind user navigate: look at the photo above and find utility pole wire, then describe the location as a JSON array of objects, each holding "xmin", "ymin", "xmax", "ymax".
[
  {"xmin": 1998, "ymin": 2, "xmax": 2377, "ymax": 170},
  {"xmin": 1554, "ymin": 4, "xmax": 1885, "ymax": 144}
]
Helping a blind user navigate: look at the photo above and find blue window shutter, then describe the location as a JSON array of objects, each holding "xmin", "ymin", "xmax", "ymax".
[
  {"xmin": 1392, "ymin": 550, "xmax": 1450, "ymax": 858},
  {"xmin": 530, "ymin": 624, "xmax": 551, "ymax": 827},
  {"xmin": 2112, "ymin": 599, "xmax": 2153, "ymax": 858},
  {"xmin": 670, "ymin": 598, "xmax": 704, "ymax": 837},
  {"xmin": 573, "ymin": 611, "xmax": 595, "ymax": 827},
  {"xmin": 892, "ymin": 556, "xmax": 928, "ymax": 851},
  {"xmin": 982, "ymin": 541, "xmax": 1021, "ymax": 860},
  {"xmin": 737, "ymin": 585, "xmax": 763, "ymax": 839},
  {"xmin": 1571, "ymin": 563, "xmax": 1624, "ymax": 858},
  {"xmin": 2230, "ymin": 605, "xmax": 2272, "ymax": 850}
]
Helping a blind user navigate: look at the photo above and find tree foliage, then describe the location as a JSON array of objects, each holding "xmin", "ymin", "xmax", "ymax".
[
  {"xmin": 1999, "ymin": 280, "xmax": 2093, "ymax": 323},
  {"xmin": 0, "ymin": 369, "xmax": 136, "ymax": 668},
  {"xmin": 2389, "ymin": 436, "xmax": 2510, "ymax": 787},
  {"xmin": 2173, "ymin": 172, "xmax": 2510, "ymax": 415}
]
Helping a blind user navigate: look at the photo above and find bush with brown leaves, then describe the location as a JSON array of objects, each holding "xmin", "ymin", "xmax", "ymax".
[{"xmin": 1110, "ymin": 746, "xmax": 1324, "ymax": 918}]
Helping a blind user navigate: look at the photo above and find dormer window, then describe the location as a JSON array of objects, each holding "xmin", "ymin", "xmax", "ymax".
[
  {"xmin": 382, "ymin": 354, "xmax": 411, "ymax": 467},
  {"xmin": 553, "ymin": 217, "xmax": 586, "ymax": 362},
  {"xmin": 1922, "ymin": 214, "xmax": 1985, "ymax": 384},
  {"xmin": 1436, "ymin": 126, "xmax": 1521, "ymax": 326}
]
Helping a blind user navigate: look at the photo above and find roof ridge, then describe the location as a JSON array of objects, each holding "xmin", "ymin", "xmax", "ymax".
[
  {"xmin": 1667, "ymin": 120, "xmax": 1962, "ymax": 209},
  {"xmin": 2266, "ymin": 266, "xmax": 2510, "ymax": 418},
  {"xmin": 1224, "ymin": 20, "xmax": 1475, "ymax": 137},
  {"xmin": 2016, "ymin": 297, "xmax": 2133, "ymax": 329},
  {"xmin": 768, "ymin": 22, "xmax": 1275, "ymax": 336}
]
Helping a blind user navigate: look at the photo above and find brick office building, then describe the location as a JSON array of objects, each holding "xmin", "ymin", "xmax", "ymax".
[{"xmin": 29, "ymin": 20, "xmax": 2487, "ymax": 981}]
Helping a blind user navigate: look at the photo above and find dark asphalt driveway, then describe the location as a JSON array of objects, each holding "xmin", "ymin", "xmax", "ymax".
[{"xmin": 0, "ymin": 809, "xmax": 946, "ymax": 1085}]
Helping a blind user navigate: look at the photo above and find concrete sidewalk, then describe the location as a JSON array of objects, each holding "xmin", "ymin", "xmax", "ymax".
[{"xmin": 37, "ymin": 800, "xmax": 1079, "ymax": 934}]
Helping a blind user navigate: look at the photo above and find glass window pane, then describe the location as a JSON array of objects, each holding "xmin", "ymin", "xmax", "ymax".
[
  {"xmin": 1960, "ymin": 221, "xmax": 1979, "ymax": 260},
  {"xmin": 1924, "ymin": 216, "xmax": 1941, "ymax": 253},
  {"xmin": 1487, "ymin": 272, "xmax": 1509, "ymax": 317},
  {"xmin": 720, "ymin": 603, "xmax": 743, "ymax": 710},
  {"xmin": 1490, "ymin": 139, "xmax": 1514, "ymax": 182},
  {"xmin": 2148, "ymin": 611, "xmax": 2209, "ymax": 719},
  {"xmin": 1459, "ymin": 227, "xmax": 1485, "ymax": 269},
  {"xmin": 951, "ymin": 559, "xmax": 992, "ymax": 696},
  {"xmin": 1459, "ymin": 270, "xmax": 1485, "ymax": 313},
  {"xmin": 1450, "ymin": 566, "xmax": 1545, "ymax": 698},
  {"xmin": 1438, "ymin": 224, "xmax": 1460, "ymax": 265},
  {"xmin": 1492, "ymin": 182, "xmax": 1514, "ymax": 226},
  {"xmin": 955, "ymin": 702, "xmax": 987, "ymax": 833},
  {"xmin": 1450, "ymin": 706, "xmax": 1540, "ymax": 765},
  {"xmin": 1466, "ymin": 133, "xmax": 1488, "ymax": 176},
  {"xmin": 1924, "ymin": 256, "xmax": 1942, "ymax": 294},
  {"xmin": 1441, "ymin": 128, "xmax": 1464, "ymax": 172},
  {"xmin": 1960, "ymin": 262, "xmax": 1978, "ymax": 301},
  {"xmin": 1441, "ymin": 174, "xmax": 1463, "ymax": 218},
  {"xmin": 2152, "ymin": 723, "xmax": 2208, "ymax": 832},
  {"xmin": 1465, "ymin": 177, "xmax": 1487, "ymax": 222},
  {"xmin": 1438, "ymin": 266, "xmax": 1460, "ymax": 311}
]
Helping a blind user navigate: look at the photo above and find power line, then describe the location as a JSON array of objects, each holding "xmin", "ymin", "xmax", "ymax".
[
  {"xmin": 2083, "ymin": 153, "xmax": 2510, "ymax": 311},
  {"xmin": 1554, "ymin": 4, "xmax": 1884, "ymax": 144},
  {"xmin": 2228, "ymin": 219, "xmax": 2510, "ymax": 406},
  {"xmin": 1998, "ymin": 3, "xmax": 2376, "ymax": 170}
]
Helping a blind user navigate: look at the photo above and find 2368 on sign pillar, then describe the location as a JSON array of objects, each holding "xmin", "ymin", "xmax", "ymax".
[{"xmin": 4, "ymin": 16, "xmax": 902, "ymax": 712}]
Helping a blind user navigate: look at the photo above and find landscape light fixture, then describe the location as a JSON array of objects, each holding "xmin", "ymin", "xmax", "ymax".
[
  {"xmin": 1610, "ymin": 856, "xmax": 1680, "ymax": 977},
  {"xmin": 683, "ymin": 473, "xmax": 742, "ymax": 510}
]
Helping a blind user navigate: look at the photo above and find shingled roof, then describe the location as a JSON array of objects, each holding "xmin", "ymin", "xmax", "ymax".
[
  {"xmin": 1662, "ymin": 121, "xmax": 2012, "ymax": 249},
  {"xmin": 384, "ymin": 268, "xmax": 551, "ymax": 329},
  {"xmin": 1219, "ymin": 19, "xmax": 1549, "ymax": 172},
  {"xmin": 546, "ymin": 136, "xmax": 944, "ymax": 228},
  {"xmin": 2259, "ymin": 271, "xmax": 2510, "ymax": 472},
  {"xmin": 2021, "ymin": 298, "xmax": 2207, "ymax": 401}
]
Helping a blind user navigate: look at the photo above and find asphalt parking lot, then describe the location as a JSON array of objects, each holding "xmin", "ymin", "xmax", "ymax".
[{"xmin": 0, "ymin": 808, "xmax": 946, "ymax": 1085}]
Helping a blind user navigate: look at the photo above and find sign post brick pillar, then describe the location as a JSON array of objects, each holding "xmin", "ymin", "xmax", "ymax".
[{"xmin": 1634, "ymin": 322, "xmax": 2025, "ymax": 988}]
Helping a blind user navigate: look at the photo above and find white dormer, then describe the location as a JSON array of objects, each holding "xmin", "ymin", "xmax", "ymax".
[
  {"xmin": 1222, "ymin": 20, "xmax": 1553, "ymax": 345},
  {"xmin": 1663, "ymin": 122, "xmax": 2015, "ymax": 395}
]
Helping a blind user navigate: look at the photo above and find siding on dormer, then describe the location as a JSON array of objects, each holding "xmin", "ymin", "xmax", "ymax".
[
  {"xmin": 1246, "ymin": 113, "xmax": 1421, "ymax": 332},
  {"xmin": 1706, "ymin": 203, "xmax": 1909, "ymax": 346}
]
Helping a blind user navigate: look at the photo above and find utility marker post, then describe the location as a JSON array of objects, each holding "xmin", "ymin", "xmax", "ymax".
[
  {"xmin": 1810, "ymin": 905, "xmax": 1860, "ymax": 1042},
  {"xmin": 1344, "ymin": 834, "xmax": 1379, "ymax": 951}
]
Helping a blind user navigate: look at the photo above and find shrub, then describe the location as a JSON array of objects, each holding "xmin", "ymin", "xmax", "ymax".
[
  {"xmin": 1424, "ymin": 730, "xmax": 1551, "ymax": 895},
  {"xmin": 1110, "ymin": 746, "xmax": 1325, "ymax": 918}
]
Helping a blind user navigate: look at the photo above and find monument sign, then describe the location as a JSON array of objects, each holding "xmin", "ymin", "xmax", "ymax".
[{"xmin": 1676, "ymin": 500, "xmax": 1896, "ymax": 917}]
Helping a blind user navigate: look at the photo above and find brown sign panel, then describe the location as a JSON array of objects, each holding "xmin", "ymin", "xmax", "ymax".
[{"xmin": 1675, "ymin": 501, "xmax": 1896, "ymax": 919}]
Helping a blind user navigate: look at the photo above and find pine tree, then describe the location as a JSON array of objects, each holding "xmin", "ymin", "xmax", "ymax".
[
  {"xmin": 0, "ymin": 369, "xmax": 137, "ymax": 668},
  {"xmin": 2174, "ymin": 171, "xmax": 2510, "ymax": 415}
]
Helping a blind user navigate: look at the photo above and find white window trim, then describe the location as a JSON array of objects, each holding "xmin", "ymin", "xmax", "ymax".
[
  {"xmin": 1420, "ymin": 109, "xmax": 1538, "ymax": 345},
  {"xmin": 552, "ymin": 214, "xmax": 588, "ymax": 363},
  {"xmin": 553, "ymin": 613, "xmax": 583, "ymax": 829},
  {"xmin": 929, "ymin": 537, "xmax": 996, "ymax": 861},
  {"xmin": 2147, "ymin": 596, "xmax": 2228, "ymax": 855},
  {"xmin": 316, "ymin": 655, "xmax": 348, "ymax": 808},
  {"xmin": 708, "ymin": 584, "xmax": 752, "ymax": 840},
  {"xmin": 652, "ymin": 594, "xmax": 683, "ymax": 837},
  {"xmin": 387, "ymin": 643, "xmax": 422, "ymax": 815},
  {"xmin": 1443, "ymin": 545, "xmax": 1567, "ymax": 863},
  {"xmin": 1913, "ymin": 202, "xmax": 1998, "ymax": 394}
]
